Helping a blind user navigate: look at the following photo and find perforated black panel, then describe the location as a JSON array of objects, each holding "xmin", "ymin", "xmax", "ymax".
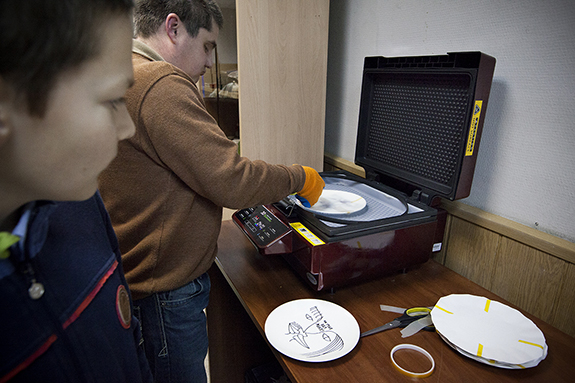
[{"xmin": 365, "ymin": 72, "xmax": 473, "ymax": 186}]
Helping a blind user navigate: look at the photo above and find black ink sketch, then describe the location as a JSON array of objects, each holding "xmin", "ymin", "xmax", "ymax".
[{"xmin": 285, "ymin": 305, "xmax": 344, "ymax": 358}]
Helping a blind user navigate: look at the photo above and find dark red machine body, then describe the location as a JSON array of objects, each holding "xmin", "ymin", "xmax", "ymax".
[{"xmin": 233, "ymin": 52, "xmax": 495, "ymax": 291}]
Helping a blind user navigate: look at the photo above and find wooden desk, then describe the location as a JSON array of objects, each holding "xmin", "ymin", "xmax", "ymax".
[{"xmin": 208, "ymin": 220, "xmax": 575, "ymax": 382}]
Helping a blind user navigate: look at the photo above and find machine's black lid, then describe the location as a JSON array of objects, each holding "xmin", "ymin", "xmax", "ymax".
[{"xmin": 354, "ymin": 52, "xmax": 495, "ymax": 205}]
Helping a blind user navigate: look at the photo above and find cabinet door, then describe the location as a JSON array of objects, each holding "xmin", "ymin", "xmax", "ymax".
[{"xmin": 236, "ymin": 0, "xmax": 329, "ymax": 170}]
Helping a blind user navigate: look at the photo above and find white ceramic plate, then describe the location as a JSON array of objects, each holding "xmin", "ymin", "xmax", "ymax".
[
  {"xmin": 431, "ymin": 294, "xmax": 547, "ymax": 367},
  {"xmin": 264, "ymin": 299, "xmax": 360, "ymax": 362},
  {"xmin": 298, "ymin": 190, "xmax": 367, "ymax": 215}
]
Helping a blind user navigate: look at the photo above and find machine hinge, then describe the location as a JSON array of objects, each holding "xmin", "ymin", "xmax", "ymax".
[
  {"xmin": 412, "ymin": 189, "xmax": 433, "ymax": 205},
  {"xmin": 365, "ymin": 170, "xmax": 380, "ymax": 182}
]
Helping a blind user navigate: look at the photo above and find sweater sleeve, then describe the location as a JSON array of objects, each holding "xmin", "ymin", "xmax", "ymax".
[{"xmin": 136, "ymin": 72, "xmax": 306, "ymax": 209}]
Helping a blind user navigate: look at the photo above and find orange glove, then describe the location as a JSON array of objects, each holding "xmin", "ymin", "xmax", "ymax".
[{"xmin": 297, "ymin": 166, "xmax": 325, "ymax": 206}]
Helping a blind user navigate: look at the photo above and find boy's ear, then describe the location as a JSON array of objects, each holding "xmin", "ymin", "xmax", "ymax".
[
  {"xmin": 0, "ymin": 111, "xmax": 10, "ymax": 147},
  {"xmin": 0, "ymin": 78, "xmax": 13, "ymax": 147}
]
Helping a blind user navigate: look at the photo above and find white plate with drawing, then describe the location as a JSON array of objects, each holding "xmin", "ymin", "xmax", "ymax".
[{"xmin": 264, "ymin": 299, "xmax": 360, "ymax": 362}]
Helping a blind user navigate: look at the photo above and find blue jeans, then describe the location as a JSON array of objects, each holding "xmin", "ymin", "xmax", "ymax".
[{"xmin": 134, "ymin": 273, "xmax": 210, "ymax": 383}]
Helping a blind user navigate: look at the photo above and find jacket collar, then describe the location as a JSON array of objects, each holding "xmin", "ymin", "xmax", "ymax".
[{"xmin": 132, "ymin": 39, "xmax": 165, "ymax": 62}]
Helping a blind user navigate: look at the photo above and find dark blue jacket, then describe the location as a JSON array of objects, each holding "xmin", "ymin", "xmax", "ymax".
[{"xmin": 0, "ymin": 193, "xmax": 152, "ymax": 382}]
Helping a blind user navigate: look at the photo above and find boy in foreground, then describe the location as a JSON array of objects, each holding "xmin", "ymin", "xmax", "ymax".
[{"xmin": 0, "ymin": 0, "xmax": 152, "ymax": 381}]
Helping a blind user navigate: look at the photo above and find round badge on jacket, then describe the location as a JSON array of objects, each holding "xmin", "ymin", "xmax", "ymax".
[{"xmin": 116, "ymin": 284, "xmax": 132, "ymax": 329}]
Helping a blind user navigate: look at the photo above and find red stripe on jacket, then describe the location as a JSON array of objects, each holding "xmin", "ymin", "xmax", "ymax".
[{"xmin": 1, "ymin": 260, "xmax": 119, "ymax": 383}]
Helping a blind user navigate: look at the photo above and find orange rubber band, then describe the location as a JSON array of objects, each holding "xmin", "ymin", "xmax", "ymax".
[{"xmin": 390, "ymin": 344, "xmax": 435, "ymax": 378}]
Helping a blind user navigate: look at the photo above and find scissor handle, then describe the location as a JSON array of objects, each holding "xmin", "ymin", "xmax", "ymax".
[
  {"xmin": 405, "ymin": 307, "xmax": 431, "ymax": 316},
  {"xmin": 361, "ymin": 306, "xmax": 434, "ymax": 338},
  {"xmin": 404, "ymin": 307, "xmax": 435, "ymax": 331}
]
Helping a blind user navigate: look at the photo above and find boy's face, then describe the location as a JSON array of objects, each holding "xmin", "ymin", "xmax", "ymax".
[{"xmin": 0, "ymin": 14, "xmax": 135, "ymax": 205}]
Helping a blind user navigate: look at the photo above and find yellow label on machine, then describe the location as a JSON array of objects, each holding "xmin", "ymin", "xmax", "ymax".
[
  {"xmin": 290, "ymin": 222, "xmax": 325, "ymax": 246},
  {"xmin": 465, "ymin": 100, "xmax": 483, "ymax": 156}
]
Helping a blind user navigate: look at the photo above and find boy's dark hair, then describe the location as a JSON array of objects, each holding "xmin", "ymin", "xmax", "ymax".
[
  {"xmin": 0, "ymin": 0, "xmax": 134, "ymax": 117},
  {"xmin": 134, "ymin": 0, "xmax": 224, "ymax": 39}
]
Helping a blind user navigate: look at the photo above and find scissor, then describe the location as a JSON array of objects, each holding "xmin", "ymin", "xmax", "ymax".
[{"xmin": 360, "ymin": 307, "xmax": 434, "ymax": 338}]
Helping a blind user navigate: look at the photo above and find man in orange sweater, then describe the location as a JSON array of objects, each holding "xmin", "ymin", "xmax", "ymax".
[{"xmin": 98, "ymin": 1, "xmax": 324, "ymax": 382}]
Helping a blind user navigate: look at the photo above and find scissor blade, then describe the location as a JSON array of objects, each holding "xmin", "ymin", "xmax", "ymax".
[{"xmin": 360, "ymin": 320, "xmax": 401, "ymax": 338}]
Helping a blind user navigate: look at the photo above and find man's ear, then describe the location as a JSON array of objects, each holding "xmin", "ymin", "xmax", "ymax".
[{"xmin": 165, "ymin": 13, "xmax": 182, "ymax": 44}]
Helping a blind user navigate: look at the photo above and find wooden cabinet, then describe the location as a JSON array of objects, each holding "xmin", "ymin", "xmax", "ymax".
[{"xmin": 236, "ymin": 0, "xmax": 329, "ymax": 170}]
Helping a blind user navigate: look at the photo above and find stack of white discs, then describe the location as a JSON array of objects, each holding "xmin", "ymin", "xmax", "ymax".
[{"xmin": 431, "ymin": 294, "xmax": 548, "ymax": 369}]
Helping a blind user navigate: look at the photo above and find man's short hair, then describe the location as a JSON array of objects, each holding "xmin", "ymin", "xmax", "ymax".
[
  {"xmin": 134, "ymin": 0, "xmax": 224, "ymax": 39},
  {"xmin": 0, "ymin": 0, "xmax": 134, "ymax": 117}
]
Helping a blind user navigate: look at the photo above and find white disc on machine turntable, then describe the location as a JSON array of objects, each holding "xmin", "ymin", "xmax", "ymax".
[{"xmin": 300, "ymin": 189, "xmax": 367, "ymax": 215}]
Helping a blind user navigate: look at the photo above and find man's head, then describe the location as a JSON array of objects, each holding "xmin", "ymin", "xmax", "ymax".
[
  {"xmin": 0, "ymin": 0, "xmax": 136, "ymax": 222},
  {"xmin": 134, "ymin": 0, "xmax": 224, "ymax": 82}
]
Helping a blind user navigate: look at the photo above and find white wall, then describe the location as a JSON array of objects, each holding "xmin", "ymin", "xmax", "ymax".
[
  {"xmin": 325, "ymin": 0, "xmax": 575, "ymax": 242},
  {"xmin": 216, "ymin": 7, "xmax": 237, "ymax": 64}
]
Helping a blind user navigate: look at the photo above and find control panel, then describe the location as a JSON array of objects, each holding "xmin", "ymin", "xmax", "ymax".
[{"xmin": 233, "ymin": 205, "xmax": 292, "ymax": 254}]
